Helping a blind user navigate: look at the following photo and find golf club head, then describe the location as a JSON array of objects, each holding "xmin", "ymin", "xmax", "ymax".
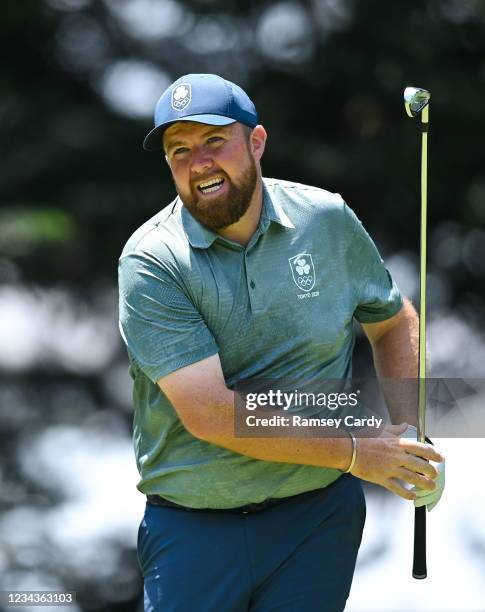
[{"xmin": 404, "ymin": 86, "xmax": 431, "ymax": 118}]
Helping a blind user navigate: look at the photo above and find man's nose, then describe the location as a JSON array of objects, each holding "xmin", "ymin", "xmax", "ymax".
[{"xmin": 190, "ymin": 147, "xmax": 213, "ymax": 174}]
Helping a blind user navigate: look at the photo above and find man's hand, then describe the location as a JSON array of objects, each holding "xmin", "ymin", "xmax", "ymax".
[
  {"xmin": 350, "ymin": 422, "xmax": 445, "ymax": 503},
  {"xmin": 400, "ymin": 424, "xmax": 445, "ymax": 511}
]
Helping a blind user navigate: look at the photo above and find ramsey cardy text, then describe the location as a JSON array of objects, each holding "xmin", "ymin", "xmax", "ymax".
[{"xmin": 245, "ymin": 415, "xmax": 383, "ymax": 429}]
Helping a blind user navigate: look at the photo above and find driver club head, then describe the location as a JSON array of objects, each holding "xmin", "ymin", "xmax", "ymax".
[{"xmin": 404, "ymin": 86, "xmax": 431, "ymax": 118}]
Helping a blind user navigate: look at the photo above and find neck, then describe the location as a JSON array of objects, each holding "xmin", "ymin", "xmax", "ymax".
[{"xmin": 217, "ymin": 178, "xmax": 263, "ymax": 246}]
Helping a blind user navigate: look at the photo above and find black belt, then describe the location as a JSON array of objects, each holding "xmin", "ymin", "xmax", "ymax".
[{"xmin": 146, "ymin": 489, "xmax": 318, "ymax": 514}]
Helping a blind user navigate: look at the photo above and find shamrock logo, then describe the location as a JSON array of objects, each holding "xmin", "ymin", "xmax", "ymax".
[
  {"xmin": 173, "ymin": 85, "xmax": 189, "ymax": 101},
  {"xmin": 288, "ymin": 253, "xmax": 316, "ymax": 292},
  {"xmin": 171, "ymin": 83, "xmax": 192, "ymax": 111},
  {"xmin": 295, "ymin": 258, "xmax": 310, "ymax": 276}
]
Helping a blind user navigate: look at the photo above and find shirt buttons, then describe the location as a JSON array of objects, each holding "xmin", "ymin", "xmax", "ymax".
[{"xmin": 250, "ymin": 280, "xmax": 255, "ymax": 289}]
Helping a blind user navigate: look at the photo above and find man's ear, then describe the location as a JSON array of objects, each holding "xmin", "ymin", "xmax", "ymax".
[{"xmin": 249, "ymin": 125, "xmax": 267, "ymax": 162}]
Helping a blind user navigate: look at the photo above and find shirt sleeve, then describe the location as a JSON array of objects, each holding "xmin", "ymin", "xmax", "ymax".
[
  {"xmin": 118, "ymin": 251, "xmax": 218, "ymax": 383},
  {"xmin": 344, "ymin": 203, "xmax": 403, "ymax": 323}
]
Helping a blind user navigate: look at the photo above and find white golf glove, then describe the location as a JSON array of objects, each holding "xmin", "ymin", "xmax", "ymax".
[{"xmin": 400, "ymin": 424, "xmax": 445, "ymax": 512}]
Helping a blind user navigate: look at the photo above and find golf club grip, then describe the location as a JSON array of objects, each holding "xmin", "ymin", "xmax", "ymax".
[{"xmin": 412, "ymin": 505, "xmax": 427, "ymax": 579}]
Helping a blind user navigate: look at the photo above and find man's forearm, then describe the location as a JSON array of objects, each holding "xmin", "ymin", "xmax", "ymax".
[
  {"xmin": 193, "ymin": 392, "xmax": 353, "ymax": 470},
  {"xmin": 370, "ymin": 299, "xmax": 420, "ymax": 424}
]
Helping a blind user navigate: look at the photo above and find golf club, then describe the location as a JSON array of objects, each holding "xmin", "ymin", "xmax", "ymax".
[{"xmin": 403, "ymin": 85, "xmax": 430, "ymax": 580}]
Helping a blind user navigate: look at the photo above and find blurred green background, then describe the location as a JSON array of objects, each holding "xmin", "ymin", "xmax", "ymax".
[{"xmin": 1, "ymin": 0, "xmax": 484, "ymax": 610}]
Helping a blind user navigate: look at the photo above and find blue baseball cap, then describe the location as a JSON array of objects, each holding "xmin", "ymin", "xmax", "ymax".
[{"xmin": 143, "ymin": 73, "xmax": 258, "ymax": 151}]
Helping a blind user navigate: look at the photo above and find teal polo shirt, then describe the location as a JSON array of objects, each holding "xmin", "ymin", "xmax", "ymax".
[{"xmin": 118, "ymin": 177, "xmax": 403, "ymax": 509}]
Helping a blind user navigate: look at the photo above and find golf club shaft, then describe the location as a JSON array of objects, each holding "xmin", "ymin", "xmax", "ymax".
[
  {"xmin": 418, "ymin": 104, "xmax": 428, "ymax": 443},
  {"xmin": 412, "ymin": 103, "xmax": 429, "ymax": 580}
]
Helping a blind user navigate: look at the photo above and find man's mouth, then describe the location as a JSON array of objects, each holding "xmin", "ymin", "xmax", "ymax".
[{"xmin": 197, "ymin": 177, "xmax": 225, "ymax": 195}]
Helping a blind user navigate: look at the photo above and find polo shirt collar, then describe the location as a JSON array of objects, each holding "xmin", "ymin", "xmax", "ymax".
[
  {"xmin": 261, "ymin": 180, "xmax": 295, "ymax": 230},
  {"xmin": 181, "ymin": 179, "xmax": 295, "ymax": 249},
  {"xmin": 181, "ymin": 200, "xmax": 219, "ymax": 248}
]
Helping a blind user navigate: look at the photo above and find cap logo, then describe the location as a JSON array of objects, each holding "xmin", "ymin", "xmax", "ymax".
[{"xmin": 171, "ymin": 83, "xmax": 191, "ymax": 112}]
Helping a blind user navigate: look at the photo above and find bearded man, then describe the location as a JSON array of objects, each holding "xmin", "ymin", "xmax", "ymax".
[{"xmin": 118, "ymin": 73, "xmax": 444, "ymax": 612}]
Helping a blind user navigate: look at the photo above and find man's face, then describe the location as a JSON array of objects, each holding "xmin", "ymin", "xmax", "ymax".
[{"xmin": 163, "ymin": 121, "xmax": 259, "ymax": 231}]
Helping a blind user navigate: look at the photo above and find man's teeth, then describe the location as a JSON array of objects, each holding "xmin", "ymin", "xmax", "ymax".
[
  {"xmin": 198, "ymin": 178, "xmax": 224, "ymax": 193},
  {"xmin": 203, "ymin": 184, "xmax": 223, "ymax": 193}
]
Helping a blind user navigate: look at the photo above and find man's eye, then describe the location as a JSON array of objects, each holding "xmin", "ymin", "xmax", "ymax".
[
  {"xmin": 207, "ymin": 136, "xmax": 223, "ymax": 144},
  {"xmin": 173, "ymin": 147, "xmax": 189, "ymax": 155}
]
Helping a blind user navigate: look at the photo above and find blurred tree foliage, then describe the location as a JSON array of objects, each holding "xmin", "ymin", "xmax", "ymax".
[{"xmin": 1, "ymin": 0, "xmax": 484, "ymax": 295}]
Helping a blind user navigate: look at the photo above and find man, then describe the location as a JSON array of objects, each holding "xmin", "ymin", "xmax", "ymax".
[{"xmin": 118, "ymin": 74, "xmax": 444, "ymax": 612}]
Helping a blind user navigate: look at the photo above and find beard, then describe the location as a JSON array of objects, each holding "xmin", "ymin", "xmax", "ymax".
[{"xmin": 176, "ymin": 155, "xmax": 258, "ymax": 231}]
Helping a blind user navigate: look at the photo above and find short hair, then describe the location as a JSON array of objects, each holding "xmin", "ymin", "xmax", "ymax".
[{"xmin": 241, "ymin": 124, "xmax": 253, "ymax": 141}]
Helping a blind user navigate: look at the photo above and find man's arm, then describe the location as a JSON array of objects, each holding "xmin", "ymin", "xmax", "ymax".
[
  {"xmin": 361, "ymin": 297, "xmax": 420, "ymax": 424},
  {"xmin": 358, "ymin": 298, "xmax": 446, "ymax": 508},
  {"xmin": 158, "ymin": 354, "xmax": 353, "ymax": 471},
  {"xmin": 157, "ymin": 350, "xmax": 442, "ymax": 500},
  {"xmin": 362, "ymin": 297, "xmax": 418, "ymax": 377}
]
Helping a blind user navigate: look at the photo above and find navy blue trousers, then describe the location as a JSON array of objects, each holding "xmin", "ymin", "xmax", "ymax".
[{"xmin": 137, "ymin": 474, "xmax": 365, "ymax": 612}]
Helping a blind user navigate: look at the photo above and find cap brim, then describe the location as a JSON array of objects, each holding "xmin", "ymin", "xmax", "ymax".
[{"xmin": 143, "ymin": 115, "xmax": 236, "ymax": 151}]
